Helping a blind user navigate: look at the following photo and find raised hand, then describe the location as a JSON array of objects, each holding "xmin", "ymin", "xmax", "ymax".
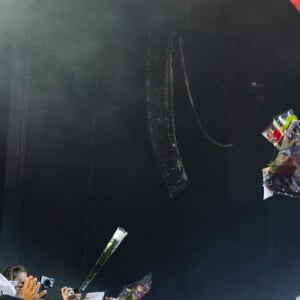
[
  {"xmin": 61, "ymin": 287, "xmax": 81, "ymax": 300},
  {"xmin": 21, "ymin": 276, "xmax": 47, "ymax": 300}
]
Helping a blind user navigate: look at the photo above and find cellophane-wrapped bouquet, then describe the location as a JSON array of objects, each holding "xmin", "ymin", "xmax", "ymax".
[
  {"xmin": 262, "ymin": 109, "xmax": 300, "ymax": 199},
  {"xmin": 117, "ymin": 273, "xmax": 152, "ymax": 300}
]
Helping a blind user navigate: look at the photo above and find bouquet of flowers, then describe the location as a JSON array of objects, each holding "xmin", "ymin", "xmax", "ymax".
[
  {"xmin": 262, "ymin": 109, "xmax": 300, "ymax": 199},
  {"xmin": 117, "ymin": 273, "xmax": 152, "ymax": 300}
]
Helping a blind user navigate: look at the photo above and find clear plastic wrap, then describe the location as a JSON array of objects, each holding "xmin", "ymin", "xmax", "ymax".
[
  {"xmin": 262, "ymin": 109, "xmax": 297, "ymax": 149},
  {"xmin": 117, "ymin": 273, "xmax": 152, "ymax": 300},
  {"xmin": 262, "ymin": 109, "xmax": 300, "ymax": 199}
]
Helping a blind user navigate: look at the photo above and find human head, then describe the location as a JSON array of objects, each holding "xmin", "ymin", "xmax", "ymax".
[{"xmin": 2, "ymin": 265, "xmax": 27, "ymax": 297}]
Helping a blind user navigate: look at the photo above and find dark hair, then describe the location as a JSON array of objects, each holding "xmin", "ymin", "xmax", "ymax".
[{"xmin": 2, "ymin": 265, "xmax": 27, "ymax": 281}]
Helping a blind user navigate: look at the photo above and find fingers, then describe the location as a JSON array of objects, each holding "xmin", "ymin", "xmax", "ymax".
[
  {"xmin": 22, "ymin": 275, "xmax": 32, "ymax": 292},
  {"xmin": 22, "ymin": 276, "xmax": 36, "ymax": 297},
  {"xmin": 62, "ymin": 287, "xmax": 69, "ymax": 295},
  {"xmin": 22, "ymin": 276, "xmax": 46, "ymax": 300},
  {"xmin": 28, "ymin": 276, "xmax": 37, "ymax": 293},
  {"xmin": 33, "ymin": 289, "xmax": 47, "ymax": 300},
  {"xmin": 62, "ymin": 287, "xmax": 75, "ymax": 295},
  {"xmin": 32, "ymin": 280, "xmax": 41, "ymax": 295},
  {"xmin": 61, "ymin": 286, "xmax": 78, "ymax": 300},
  {"xmin": 35, "ymin": 289, "xmax": 47, "ymax": 300},
  {"xmin": 30, "ymin": 277, "xmax": 38, "ymax": 295},
  {"xmin": 66, "ymin": 288, "xmax": 75, "ymax": 295}
]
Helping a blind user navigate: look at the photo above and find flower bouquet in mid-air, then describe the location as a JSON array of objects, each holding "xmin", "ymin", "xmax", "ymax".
[
  {"xmin": 262, "ymin": 109, "xmax": 300, "ymax": 199},
  {"xmin": 117, "ymin": 273, "xmax": 152, "ymax": 300}
]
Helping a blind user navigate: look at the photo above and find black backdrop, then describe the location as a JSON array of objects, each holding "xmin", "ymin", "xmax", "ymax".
[{"xmin": 1, "ymin": 0, "xmax": 300, "ymax": 299}]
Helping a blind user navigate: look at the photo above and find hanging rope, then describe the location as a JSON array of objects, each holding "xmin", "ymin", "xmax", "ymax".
[{"xmin": 178, "ymin": 37, "xmax": 234, "ymax": 148}]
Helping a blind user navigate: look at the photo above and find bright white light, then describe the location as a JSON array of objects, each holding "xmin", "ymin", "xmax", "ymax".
[{"xmin": 112, "ymin": 227, "xmax": 128, "ymax": 242}]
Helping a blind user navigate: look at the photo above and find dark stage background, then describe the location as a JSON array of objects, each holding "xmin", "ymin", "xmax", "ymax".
[{"xmin": 0, "ymin": 0, "xmax": 300, "ymax": 299}]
